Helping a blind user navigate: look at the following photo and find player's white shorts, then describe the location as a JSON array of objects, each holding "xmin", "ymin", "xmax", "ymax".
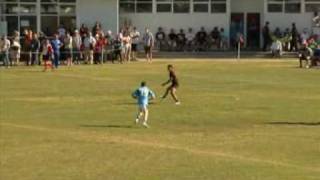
[{"xmin": 139, "ymin": 104, "xmax": 148, "ymax": 111}]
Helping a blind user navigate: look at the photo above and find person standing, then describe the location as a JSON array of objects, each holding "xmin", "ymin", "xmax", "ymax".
[
  {"xmin": 262, "ymin": 22, "xmax": 271, "ymax": 51},
  {"xmin": 142, "ymin": 28, "xmax": 154, "ymax": 63},
  {"xmin": 64, "ymin": 32, "xmax": 73, "ymax": 67},
  {"xmin": 123, "ymin": 32, "xmax": 132, "ymax": 62},
  {"xmin": 51, "ymin": 34, "xmax": 62, "ymax": 69},
  {"xmin": 132, "ymin": 81, "xmax": 156, "ymax": 128},
  {"xmin": 131, "ymin": 27, "xmax": 140, "ymax": 61},
  {"xmin": 161, "ymin": 64, "xmax": 181, "ymax": 105},
  {"xmin": 42, "ymin": 38, "xmax": 54, "ymax": 71},
  {"xmin": 0, "ymin": 35, "xmax": 11, "ymax": 68},
  {"xmin": 290, "ymin": 23, "xmax": 299, "ymax": 52},
  {"xmin": 83, "ymin": 32, "xmax": 96, "ymax": 65},
  {"xmin": 30, "ymin": 33, "xmax": 40, "ymax": 66},
  {"xmin": 72, "ymin": 30, "xmax": 82, "ymax": 64}
]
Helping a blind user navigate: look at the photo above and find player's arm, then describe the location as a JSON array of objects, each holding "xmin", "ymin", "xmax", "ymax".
[
  {"xmin": 162, "ymin": 77, "xmax": 172, "ymax": 86},
  {"xmin": 149, "ymin": 90, "xmax": 156, "ymax": 100},
  {"xmin": 132, "ymin": 90, "xmax": 138, "ymax": 99}
]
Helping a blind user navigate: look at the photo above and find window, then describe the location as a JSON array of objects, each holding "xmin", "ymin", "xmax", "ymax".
[
  {"xmin": 305, "ymin": 0, "xmax": 320, "ymax": 13},
  {"xmin": 40, "ymin": 0, "xmax": 77, "ymax": 35},
  {"xmin": 285, "ymin": 0, "xmax": 300, "ymax": 13},
  {"xmin": 267, "ymin": 0, "xmax": 301, "ymax": 13},
  {"xmin": 156, "ymin": 0, "xmax": 172, "ymax": 13},
  {"xmin": 120, "ymin": 0, "xmax": 153, "ymax": 13},
  {"xmin": 193, "ymin": 0, "xmax": 209, "ymax": 13},
  {"xmin": 211, "ymin": 0, "xmax": 226, "ymax": 13},
  {"xmin": 173, "ymin": 0, "xmax": 190, "ymax": 13}
]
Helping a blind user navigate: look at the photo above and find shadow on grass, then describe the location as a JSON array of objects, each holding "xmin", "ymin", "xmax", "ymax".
[
  {"xmin": 267, "ymin": 122, "xmax": 320, "ymax": 126},
  {"xmin": 80, "ymin": 124, "xmax": 134, "ymax": 129}
]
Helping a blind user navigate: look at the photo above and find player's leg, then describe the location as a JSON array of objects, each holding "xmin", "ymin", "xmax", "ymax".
[
  {"xmin": 142, "ymin": 107, "xmax": 149, "ymax": 128},
  {"xmin": 162, "ymin": 86, "xmax": 171, "ymax": 99},
  {"xmin": 170, "ymin": 87, "xmax": 180, "ymax": 105},
  {"xmin": 135, "ymin": 107, "xmax": 143, "ymax": 124}
]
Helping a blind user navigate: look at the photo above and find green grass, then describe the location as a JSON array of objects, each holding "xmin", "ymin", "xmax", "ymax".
[{"xmin": 0, "ymin": 59, "xmax": 319, "ymax": 180}]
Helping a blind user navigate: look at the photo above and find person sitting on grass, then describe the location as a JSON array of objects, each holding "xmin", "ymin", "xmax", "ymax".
[
  {"xmin": 298, "ymin": 42, "xmax": 313, "ymax": 68},
  {"xmin": 132, "ymin": 81, "xmax": 156, "ymax": 128}
]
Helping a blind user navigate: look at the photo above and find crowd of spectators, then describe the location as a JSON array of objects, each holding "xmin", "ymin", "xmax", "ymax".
[
  {"xmin": 1, "ymin": 20, "xmax": 320, "ymax": 69},
  {"xmin": 0, "ymin": 22, "xmax": 156, "ymax": 69},
  {"xmin": 155, "ymin": 26, "xmax": 228, "ymax": 52}
]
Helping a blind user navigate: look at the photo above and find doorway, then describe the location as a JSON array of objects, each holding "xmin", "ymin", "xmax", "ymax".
[
  {"xmin": 246, "ymin": 13, "xmax": 260, "ymax": 49},
  {"xmin": 230, "ymin": 13, "xmax": 244, "ymax": 49}
]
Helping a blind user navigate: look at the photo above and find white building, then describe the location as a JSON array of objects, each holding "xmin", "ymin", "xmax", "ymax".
[{"xmin": 0, "ymin": 0, "xmax": 320, "ymax": 47}]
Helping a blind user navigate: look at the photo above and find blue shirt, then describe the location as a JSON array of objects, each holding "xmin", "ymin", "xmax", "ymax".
[
  {"xmin": 132, "ymin": 86, "xmax": 155, "ymax": 106},
  {"xmin": 51, "ymin": 39, "xmax": 61, "ymax": 53}
]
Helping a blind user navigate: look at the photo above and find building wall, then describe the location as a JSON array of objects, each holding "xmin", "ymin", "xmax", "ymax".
[
  {"xmin": 120, "ymin": 13, "xmax": 229, "ymax": 34},
  {"xmin": 231, "ymin": 0, "xmax": 264, "ymax": 13},
  {"xmin": 77, "ymin": 0, "xmax": 118, "ymax": 33},
  {"xmin": 264, "ymin": 13, "xmax": 314, "ymax": 32}
]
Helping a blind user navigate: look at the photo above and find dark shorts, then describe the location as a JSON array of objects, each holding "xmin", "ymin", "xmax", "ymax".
[
  {"xmin": 170, "ymin": 83, "xmax": 179, "ymax": 89},
  {"xmin": 132, "ymin": 44, "xmax": 138, "ymax": 52},
  {"xmin": 43, "ymin": 54, "xmax": 51, "ymax": 61},
  {"xmin": 64, "ymin": 48, "xmax": 72, "ymax": 58},
  {"xmin": 144, "ymin": 46, "xmax": 152, "ymax": 54}
]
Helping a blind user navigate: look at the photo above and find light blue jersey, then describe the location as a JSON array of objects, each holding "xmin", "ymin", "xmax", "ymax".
[{"xmin": 132, "ymin": 86, "xmax": 155, "ymax": 107}]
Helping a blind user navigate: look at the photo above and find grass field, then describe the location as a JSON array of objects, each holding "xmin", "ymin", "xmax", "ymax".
[{"xmin": 0, "ymin": 59, "xmax": 319, "ymax": 180}]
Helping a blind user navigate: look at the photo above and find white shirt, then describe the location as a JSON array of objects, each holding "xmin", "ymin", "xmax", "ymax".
[
  {"xmin": 271, "ymin": 40, "xmax": 282, "ymax": 51},
  {"xmin": 0, "ymin": 39, "xmax": 11, "ymax": 52},
  {"xmin": 58, "ymin": 28, "xmax": 66, "ymax": 37},
  {"xmin": 131, "ymin": 30, "xmax": 140, "ymax": 44},
  {"xmin": 84, "ymin": 36, "xmax": 96, "ymax": 48},
  {"xmin": 185, "ymin": 32, "xmax": 194, "ymax": 41}
]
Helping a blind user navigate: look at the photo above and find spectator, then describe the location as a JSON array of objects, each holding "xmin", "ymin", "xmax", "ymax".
[
  {"xmin": 64, "ymin": 32, "xmax": 73, "ymax": 67},
  {"xmin": 283, "ymin": 28, "xmax": 291, "ymax": 51},
  {"xmin": 131, "ymin": 27, "xmax": 140, "ymax": 61},
  {"xmin": 123, "ymin": 32, "xmax": 132, "ymax": 62},
  {"xmin": 142, "ymin": 28, "xmax": 154, "ymax": 63},
  {"xmin": 80, "ymin": 24, "xmax": 89, "ymax": 41},
  {"xmin": 168, "ymin": 29, "xmax": 177, "ymax": 51},
  {"xmin": 30, "ymin": 33, "xmax": 40, "ymax": 66},
  {"xmin": 0, "ymin": 35, "xmax": 11, "ymax": 68},
  {"xmin": 299, "ymin": 42, "xmax": 313, "ymax": 68},
  {"xmin": 83, "ymin": 32, "xmax": 96, "ymax": 65},
  {"xmin": 94, "ymin": 34, "xmax": 105, "ymax": 64},
  {"xmin": 92, "ymin": 22, "xmax": 102, "ymax": 36},
  {"xmin": 210, "ymin": 27, "xmax": 220, "ymax": 49},
  {"xmin": 24, "ymin": 29, "xmax": 33, "ymax": 66},
  {"xmin": 42, "ymin": 38, "xmax": 54, "ymax": 71},
  {"xmin": 51, "ymin": 34, "xmax": 62, "ymax": 69},
  {"xmin": 11, "ymin": 31, "xmax": 21, "ymax": 66},
  {"xmin": 290, "ymin": 23, "xmax": 299, "ymax": 51},
  {"xmin": 72, "ymin": 30, "xmax": 82, "ymax": 64},
  {"xmin": 105, "ymin": 30, "xmax": 114, "ymax": 61},
  {"xmin": 300, "ymin": 28, "xmax": 309, "ymax": 44},
  {"xmin": 58, "ymin": 24, "xmax": 66, "ymax": 38},
  {"xmin": 176, "ymin": 29, "xmax": 186, "ymax": 51},
  {"xmin": 273, "ymin": 27, "xmax": 282, "ymax": 39},
  {"xmin": 185, "ymin": 28, "xmax": 195, "ymax": 52},
  {"xmin": 271, "ymin": 39, "xmax": 282, "ymax": 58},
  {"xmin": 155, "ymin": 27, "xmax": 166, "ymax": 51},
  {"xmin": 220, "ymin": 28, "xmax": 228, "ymax": 50},
  {"xmin": 113, "ymin": 34, "xmax": 123, "ymax": 64},
  {"xmin": 262, "ymin": 22, "xmax": 271, "ymax": 51},
  {"xmin": 196, "ymin": 27, "xmax": 208, "ymax": 51}
]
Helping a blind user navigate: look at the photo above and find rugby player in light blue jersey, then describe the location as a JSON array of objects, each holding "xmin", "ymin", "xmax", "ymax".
[{"xmin": 132, "ymin": 82, "xmax": 156, "ymax": 128}]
